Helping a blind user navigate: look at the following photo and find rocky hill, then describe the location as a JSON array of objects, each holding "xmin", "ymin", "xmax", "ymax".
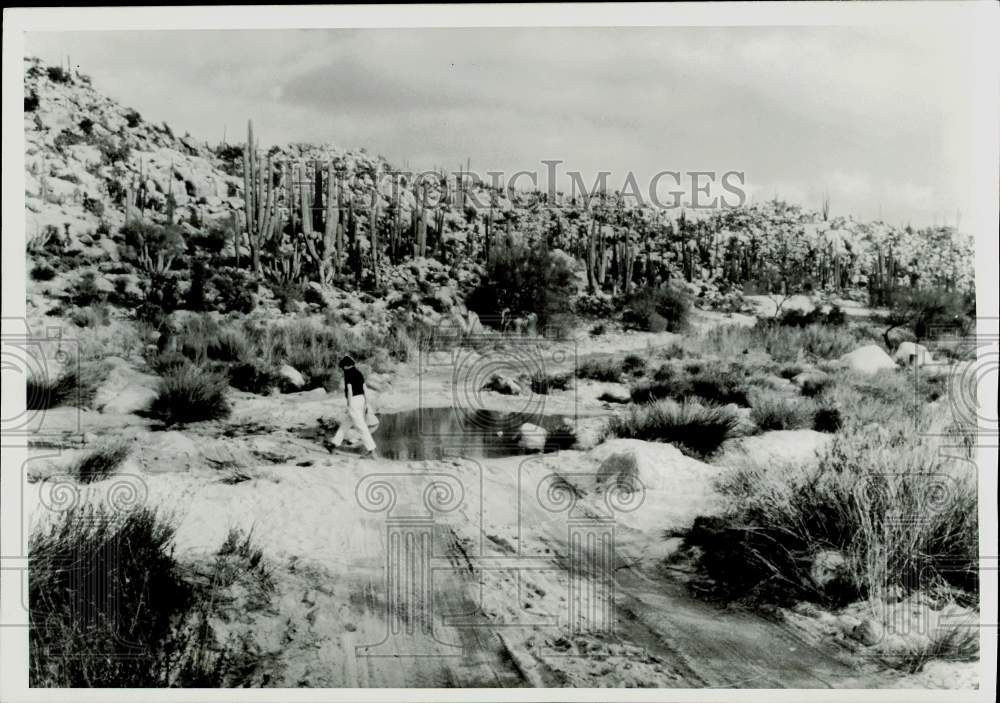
[{"xmin": 23, "ymin": 55, "xmax": 975, "ymax": 331}]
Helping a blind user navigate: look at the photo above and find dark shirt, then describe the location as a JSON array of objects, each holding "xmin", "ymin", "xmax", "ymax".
[{"xmin": 343, "ymin": 366, "xmax": 365, "ymax": 396}]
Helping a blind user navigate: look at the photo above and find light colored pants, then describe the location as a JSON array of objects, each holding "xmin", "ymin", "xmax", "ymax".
[{"xmin": 331, "ymin": 394, "xmax": 376, "ymax": 452}]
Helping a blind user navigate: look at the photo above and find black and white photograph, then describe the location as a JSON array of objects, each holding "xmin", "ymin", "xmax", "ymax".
[{"xmin": 1, "ymin": 3, "xmax": 997, "ymax": 699}]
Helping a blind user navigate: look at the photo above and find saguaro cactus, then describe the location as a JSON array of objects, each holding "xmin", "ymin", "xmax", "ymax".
[
  {"xmin": 370, "ymin": 164, "xmax": 381, "ymax": 288},
  {"xmin": 242, "ymin": 120, "xmax": 282, "ymax": 273},
  {"xmin": 413, "ymin": 183, "xmax": 428, "ymax": 258}
]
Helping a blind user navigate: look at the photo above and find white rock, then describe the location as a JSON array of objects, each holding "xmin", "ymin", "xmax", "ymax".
[
  {"xmin": 810, "ymin": 549, "xmax": 850, "ymax": 590},
  {"xmin": 838, "ymin": 344, "xmax": 897, "ymax": 374},
  {"xmin": 719, "ymin": 429, "xmax": 833, "ymax": 467},
  {"xmin": 278, "ymin": 363, "xmax": 306, "ymax": 389},
  {"xmin": 893, "ymin": 341, "xmax": 934, "ymax": 367},
  {"xmin": 94, "ymin": 358, "xmax": 160, "ymax": 414},
  {"xmin": 587, "ymin": 439, "xmax": 724, "ymax": 531},
  {"xmin": 516, "ymin": 423, "xmax": 547, "ymax": 452},
  {"xmin": 792, "ymin": 370, "xmax": 830, "ymax": 388}
]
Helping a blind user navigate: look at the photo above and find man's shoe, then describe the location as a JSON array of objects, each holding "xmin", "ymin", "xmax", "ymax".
[{"xmin": 360, "ymin": 449, "xmax": 377, "ymax": 460}]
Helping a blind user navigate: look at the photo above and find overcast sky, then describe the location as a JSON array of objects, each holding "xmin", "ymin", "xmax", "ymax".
[{"xmin": 27, "ymin": 26, "xmax": 977, "ymax": 227}]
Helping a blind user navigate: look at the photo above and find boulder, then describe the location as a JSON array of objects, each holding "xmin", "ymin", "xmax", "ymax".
[
  {"xmin": 94, "ymin": 357, "xmax": 160, "ymax": 415},
  {"xmin": 278, "ymin": 363, "xmax": 306, "ymax": 389},
  {"xmin": 586, "ymin": 439, "xmax": 724, "ymax": 531},
  {"xmin": 838, "ymin": 344, "xmax": 896, "ymax": 374},
  {"xmin": 516, "ymin": 423, "xmax": 547, "ymax": 452},
  {"xmin": 893, "ymin": 341, "xmax": 934, "ymax": 367},
  {"xmin": 809, "ymin": 549, "xmax": 850, "ymax": 592},
  {"xmin": 792, "ymin": 370, "xmax": 830, "ymax": 388},
  {"xmin": 483, "ymin": 372, "xmax": 521, "ymax": 395},
  {"xmin": 719, "ymin": 429, "xmax": 833, "ymax": 467}
]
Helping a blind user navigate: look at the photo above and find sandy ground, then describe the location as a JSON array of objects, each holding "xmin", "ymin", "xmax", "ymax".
[{"xmin": 22, "ymin": 324, "xmax": 977, "ymax": 689}]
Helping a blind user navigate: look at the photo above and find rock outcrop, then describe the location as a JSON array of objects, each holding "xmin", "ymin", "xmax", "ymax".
[{"xmin": 838, "ymin": 344, "xmax": 896, "ymax": 374}]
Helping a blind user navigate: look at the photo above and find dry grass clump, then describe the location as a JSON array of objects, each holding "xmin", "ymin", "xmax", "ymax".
[
  {"xmin": 700, "ymin": 321, "xmax": 859, "ymax": 363},
  {"xmin": 687, "ymin": 414, "xmax": 977, "ymax": 607},
  {"xmin": 158, "ymin": 314, "xmax": 401, "ymax": 394},
  {"xmin": 69, "ymin": 440, "xmax": 130, "ymax": 483},
  {"xmin": 150, "ymin": 363, "xmax": 231, "ymax": 424},
  {"xmin": 576, "ymin": 356, "xmax": 623, "ymax": 382},
  {"xmin": 630, "ymin": 360, "xmax": 770, "ymax": 407},
  {"xmin": 30, "ymin": 507, "xmax": 227, "ymax": 686},
  {"xmin": 604, "ymin": 399, "xmax": 741, "ymax": 458},
  {"xmin": 749, "ymin": 390, "xmax": 817, "ymax": 431},
  {"xmin": 529, "ymin": 371, "xmax": 573, "ymax": 395}
]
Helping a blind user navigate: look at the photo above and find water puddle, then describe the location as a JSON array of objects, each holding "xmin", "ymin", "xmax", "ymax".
[{"xmin": 304, "ymin": 408, "xmax": 580, "ymax": 461}]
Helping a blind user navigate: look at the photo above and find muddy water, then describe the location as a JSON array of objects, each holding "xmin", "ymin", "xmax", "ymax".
[{"xmin": 368, "ymin": 408, "xmax": 576, "ymax": 461}]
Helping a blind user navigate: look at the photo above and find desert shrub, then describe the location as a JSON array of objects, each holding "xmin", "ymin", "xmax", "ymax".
[
  {"xmin": 96, "ymin": 135, "xmax": 132, "ymax": 165},
  {"xmin": 124, "ymin": 108, "xmax": 143, "ymax": 128},
  {"xmin": 880, "ymin": 287, "xmax": 975, "ymax": 347},
  {"xmin": 688, "ymin": 362, "xmax": 755, "ymax": 406},
  {"xmin": 798, "ymin": 324, "xmax": 856, "ymax": 359},
  {"xmin": 151, "ymin": 364, "xmax": 230, "ymax": 424},
  {"xmin": 604, "ymin": 399, "xmax": 740, "ymax": 458},
  {"xmin": 545, "ymin": 422, "xmax": 578, "ymax": 451},
  {"xmin": 656, "ymin": 342, "xmax": 687, "ymax": 360},
  {"xmin": 45, "ymin": 65, "xmax": 71, "ymax": 83},
  {"xmin": 574, "ymin": 293, "xmax": 616, "ymax": 318},
  {"xmin": 631, "ymin": 360, "xmax": 768, "ymax": 407},
  {"xmin": 466, "ymin": 244, "xmax": 577, "ymax": 331},
  {"xmin": 209, "ymin": 267, "xmax": 258, "ymax": 314},
  {"xmin": 215, "ymin": 143, "xmax": 244, "ymax": 169},
  {"xmin": 170, "ymin": 315, "xmax": 223, "ymax": 362},
  {"xmin": 27, "ymin": 370, "xmax": 79, "ymax": 410},
  {"xmin": 779, "ymin": 305, "xmax": 846, "ymax": 328},
  {"xmin": 53, "ymin": 129, "xmax": 85, "ymax": 152},
  {"xmin": 187, "ymin": 221, "xmax": 231, "ymax": 255},
  {"xmin": 621, "ymin": 285, "xmax": 690, "ymax": 332},
  {"xmin": 702, "ymin": 321, "xmax": 855, "ymax": 363},
  {"xmin": 690, "ymin": 427, "xmax": 977, "ymax": 606},
  {"xmin": 30, "ymin": 263, "xmax": 57, "ymax": 281},
  {"xmin": 227, "ymin": 361, "xmax": 282, "ymax": 395},
  {"xmin": 270, "ymin": 280, "xmax": 305, "ymax": 313},
  {"xmin": 621, "ymin": 353, "xmax": 647, "ymax": 376},
  {"xmin": 218, "ymin": 527, "xmax": 266, "ymax": 573},
  {"xmin": 749, "ymin": 390, "xmax": 816, "ymax": 431},
  {"xmin": 800, "ymin": 373, "xmax": 834, "ymax": 398},
  {"xmin": 64, "ymin": 271, "xmax": 107, "ymax": 307},
  {"xmin": 69, "ymin": 304, "xmax": 111, "ymax": 329},
  {"xmin": 82, "ymin": 193, "xmax": 105, "ymax": 218},
  {"xmin": 30, "ymin": 506, "xmax": 232, "ymax": 686},
  {"xmin": 264, "ymin": 320, "xmax": 365, "ymax": 390},
  {"xmin": 384, "ymin": 325, "xmax": 418, "ymax": 363},
  {"xmin": 186, "ymin": 260, "xmax": 210, "ymax": 311},
  {"xmin": 825, "ymin": 305, "xmax": 847, "ymax": 326},
  {"xmin": 25, "ymin": 90, "xmax": 40, "ymax": 112},
  {"xmin": 529, "ymin": 371, "xmax": 572, "ymax": 395},
  {"xmin": 135, "ymin": 273, "xmax": 183, "ymax": 325},
  {"xmin": 147, "ymin": 350, "xmax": 194, "ymax": 376},
  {"xmin": 78, "ymin": 117, "xmax": 95, "ymax": 136},
  {"xmin": 812, "ymin": 405, "xmax": 843, "ymax": 433},
  {"xmin": 120, "ymin": 221, "xmax": 186, "ymax": 269},
  {"xmin": 589, "ymin": 323, "xmax": 606, "ymax": 337},
  {"xmin": 207, "ymin": 327, "xmax": 252, "ymax": 363},
  {"xmin": 576, "ymin": 357, "xmax": 622, "ymax": 382},
  {"xmin": 69, "ymin": 440, "xmax": 130, "ymax": 483},
  {"xmin": 778, "ymin": 363, "xmax": 806, "ymax": 380}
]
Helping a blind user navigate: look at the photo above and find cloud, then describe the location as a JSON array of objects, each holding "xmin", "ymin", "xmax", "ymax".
[{"xmin": 24, "ymin": 25, "xmax": 975, "ymax": 226}]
